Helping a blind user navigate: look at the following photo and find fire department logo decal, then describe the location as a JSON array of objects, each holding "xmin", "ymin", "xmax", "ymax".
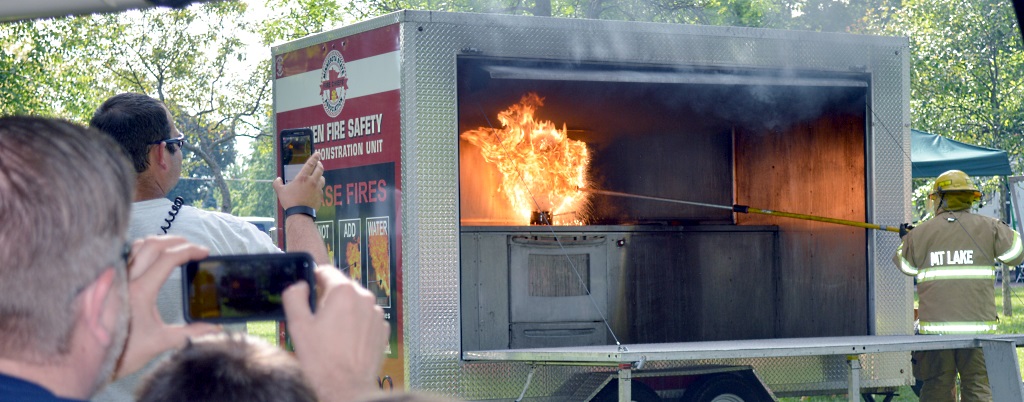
[{"xmin": 320, "ymin": 49, "xmax": 348, "ymax": 118}]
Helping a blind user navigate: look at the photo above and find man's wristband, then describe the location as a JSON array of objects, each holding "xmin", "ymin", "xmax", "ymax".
[{"xmin": 284, "ymin": 206, "xmax": 316, "ymax": 220}]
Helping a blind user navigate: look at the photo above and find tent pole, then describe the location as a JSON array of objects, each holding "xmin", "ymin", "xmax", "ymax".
[{"xmin": 1004, "ymin": 176, "xmax": 1022, "ymax": 317}]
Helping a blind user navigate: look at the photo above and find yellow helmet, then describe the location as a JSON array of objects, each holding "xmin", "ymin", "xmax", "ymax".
[
  {"xmin": 928, "ymin": 170, "xmax": 981, "ymax": 212},
  {"xmin": 930, "ymin": 169, "xmax": 979, "ymax": 195}
]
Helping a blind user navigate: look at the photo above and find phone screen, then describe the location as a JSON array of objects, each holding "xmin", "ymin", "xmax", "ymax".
[
  {"xmin": 280, "ymin": 128, "xmax": 314, "ymax": 184},
  {"xmin": 182, "ymin": 253, "xmax": 316, "ymax": 323}
]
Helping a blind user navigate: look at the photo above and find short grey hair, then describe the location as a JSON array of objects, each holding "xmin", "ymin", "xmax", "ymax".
[{"xmin": 0, "ymin": 116, "xmax": 134, "ymax": 361}]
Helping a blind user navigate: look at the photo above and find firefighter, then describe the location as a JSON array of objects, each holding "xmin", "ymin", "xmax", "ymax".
[{"xmin": 894, "ymin": 169, "xmax": 1024, "ymax": 402}]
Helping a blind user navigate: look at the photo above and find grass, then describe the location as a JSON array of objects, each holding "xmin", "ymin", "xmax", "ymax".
[
  {"xmin": 779, "ymin": 284, "xmax": 1024, "ymax": 401},
  {"xmin": 246, "ymin": 320, "xmax": 279, "ymax": 344}
]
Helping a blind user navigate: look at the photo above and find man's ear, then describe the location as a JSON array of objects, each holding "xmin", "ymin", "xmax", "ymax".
[
  {"xmin": 150, "ymin": 143, "xmax": 168, "ymax": 171},
  {"xmin": 78, "ymin": 268, "xmax": 118, "ymax": 346}
]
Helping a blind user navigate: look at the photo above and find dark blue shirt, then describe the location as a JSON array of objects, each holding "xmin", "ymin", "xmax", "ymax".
[{"xmin": 0, "ymin": 372, "xmax": 87, "ymax": 402}]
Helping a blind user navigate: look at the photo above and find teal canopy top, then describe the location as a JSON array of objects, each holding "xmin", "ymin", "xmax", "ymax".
[{"xmin": 911, "ymin": 129, "xmax": 1012, "ymax": 178}]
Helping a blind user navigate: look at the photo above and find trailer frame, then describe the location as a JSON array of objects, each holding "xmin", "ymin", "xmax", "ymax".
[{"xmin": 465, "ymin": 334, "xmax": 1024, "ymax": 401}]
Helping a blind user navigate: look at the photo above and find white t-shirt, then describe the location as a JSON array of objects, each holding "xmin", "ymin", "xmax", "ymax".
[{"xmin": 94, "ymin": 198, "xmax": 280, "ymax": 402}]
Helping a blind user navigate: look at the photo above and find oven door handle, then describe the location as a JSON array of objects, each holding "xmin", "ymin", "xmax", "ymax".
[{"xmin": 510, "ymin": 235, "xmax": 607, "ymax": 246}]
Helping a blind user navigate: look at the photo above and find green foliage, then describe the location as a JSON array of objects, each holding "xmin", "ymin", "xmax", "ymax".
[
  {"xmin": 6, "ymin": 0, "xmax": 1024, "ymax": 224},
  {"xmin": 96, "ymin": 3, "xmax": 268, "ymax": 211},
  {"xmin": 872, "ymin": 0, "xmax": 1024, "ymax": 175},
  {"xmin": 0, "ymin": 18, "xmax": 109, "ymax": 119},
  {"xmin": 264, "ymin": 0, "xmax": 878, "ymax": 31},
  {"xmin": 1, "ymin": 2, "xmax": 269, "ymax": 213},
  {"xmin": 0, "ymin": 21, "xmax": 55, "ymax": 116},
  {"xmin": 230, "ymin": 134, "xmax": 278, "ymax": 218},
  {"xmin": 261, "ymin": 0, "xmax": 352, "ymax": 43}
]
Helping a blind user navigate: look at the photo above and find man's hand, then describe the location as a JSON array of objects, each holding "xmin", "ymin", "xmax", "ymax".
[
  {"xmin": 274, "ymin": 151, "xmax": 325, "ymax": 210},
  {"xmin": 113, "ymin": 236, "xmax": 220, "ymax": 379},
  {"xmin": 899, "ymin": 223, "xmax": 915, "ymax": 238},
  {"xmin": 274, "ymin": 150, "xmax": 330, "ymax": 263},
  {"xmin": 283, "ymin": 266, "xmax": 389, "ymax": 402}
]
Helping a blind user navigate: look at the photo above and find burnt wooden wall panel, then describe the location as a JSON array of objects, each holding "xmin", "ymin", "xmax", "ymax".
[
  {"xmin": 591, "ymin": 130, "xmax": 734, "ymax": 224},
  {"xmin": 627, "ymin": 233, "xmax": 697, "ymax": 342},
  {"xmin": 734, "ymin": 112, "xmax": 868, "ymax": 337},
  {"xmin": 690, "ymin": 232, "xmax": 779, "ymax": 340},
  {"xmin": 626, "ymin": 230, "xmax": 778, "ymax": 343}
]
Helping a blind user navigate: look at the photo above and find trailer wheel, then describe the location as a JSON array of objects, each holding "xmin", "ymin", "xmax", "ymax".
[
  {"xmin": 591, "ymin": 380, "xmax": 661, "ymax": 402},
  {"xmin": 683, "ymin": 374, "xmax": 764, "ymax": 402}
]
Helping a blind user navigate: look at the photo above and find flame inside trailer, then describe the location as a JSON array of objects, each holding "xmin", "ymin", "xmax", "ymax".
[{"xmin": 460, "ymin": 93, "xmax": 591, "ymax": 225}]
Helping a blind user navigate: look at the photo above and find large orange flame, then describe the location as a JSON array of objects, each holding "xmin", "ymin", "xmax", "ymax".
[{"xmin": 461, "ymin": 93, "xmax": 590, "ymax": 225}]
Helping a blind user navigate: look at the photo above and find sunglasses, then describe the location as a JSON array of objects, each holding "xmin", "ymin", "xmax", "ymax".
[{"xmin": 148, "ymin": 133, "xmax": 185, "ymax": 149}]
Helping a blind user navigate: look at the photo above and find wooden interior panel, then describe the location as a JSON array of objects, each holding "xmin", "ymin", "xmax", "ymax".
[
  {"xmin": 627, "ymin": 229, "xmax": 778, "ymax": 343},
  {"xmin": 734, "ymin": 111, "xmax": 868, "ymax": 337}
]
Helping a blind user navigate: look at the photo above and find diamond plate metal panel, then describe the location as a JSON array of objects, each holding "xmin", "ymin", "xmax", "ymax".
[{"xmin": 315, "ymin": 10, "xmax": 912, "ymax": 399}]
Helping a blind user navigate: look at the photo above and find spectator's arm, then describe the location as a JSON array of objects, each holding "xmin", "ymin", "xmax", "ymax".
[
  {"xmin": 114, "ymin": 236, "xmax": 220, "ymax": 380},
  {"xmin": 273, "ymin": 151, "xmax": 330, "ymax": 265},
  {"xmin": 283, "ymin": 266, "xmax": 389, "ymax": 402}
]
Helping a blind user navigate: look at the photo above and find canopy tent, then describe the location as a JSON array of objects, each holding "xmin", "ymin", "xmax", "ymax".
[{"xmin": 911, "ymin": 129, "xmax": 1012, "ymax": 178}]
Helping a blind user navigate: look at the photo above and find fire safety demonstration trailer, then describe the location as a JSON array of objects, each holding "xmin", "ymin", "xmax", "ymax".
[{"xmin": 271, "ymin": 11, "xmax": 1024, "ymax": 401}]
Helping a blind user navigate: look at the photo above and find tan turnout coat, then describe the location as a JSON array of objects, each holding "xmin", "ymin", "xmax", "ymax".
[{"xmin": 894, "ymin": 209, "xmax": 1024, "ymax": 334}]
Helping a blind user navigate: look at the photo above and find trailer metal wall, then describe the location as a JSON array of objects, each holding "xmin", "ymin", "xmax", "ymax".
[{"xmin": 273, "ymin": 10, "xmax": 912, "ymax": 399}]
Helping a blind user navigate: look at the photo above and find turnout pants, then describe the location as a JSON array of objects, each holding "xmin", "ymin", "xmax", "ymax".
[{"xmin": 912, "ymin": 348, "xmax": 990, "ymax": 402}]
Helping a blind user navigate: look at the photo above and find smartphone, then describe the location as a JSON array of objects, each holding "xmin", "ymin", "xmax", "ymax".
[
  {"xmin": 280, "ymin": 128, "xmax": 314, "ymax": 184},
  {"xmin": 182, "ymin": 252, "xmax": 316, "ymax": 323}
]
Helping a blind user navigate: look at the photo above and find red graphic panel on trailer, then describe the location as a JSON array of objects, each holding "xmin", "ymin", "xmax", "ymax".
[{"xmin": 274, "ymin": 23, "xmax": 404, "ymax": 390}]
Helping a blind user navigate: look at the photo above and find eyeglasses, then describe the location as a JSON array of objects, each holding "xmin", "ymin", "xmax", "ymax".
[{"xmin": 148, "ymin": 133, "xmax": 185, "ymax": 150}]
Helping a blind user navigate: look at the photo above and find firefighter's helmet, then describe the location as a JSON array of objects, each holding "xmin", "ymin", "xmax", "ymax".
[
  {"xmin": 928, "ymin": 170, "xmax": 981, "ymax": 212},
  {"xmin": 930, "ymin": 169, "xmax": 979, "ymax": 195}
]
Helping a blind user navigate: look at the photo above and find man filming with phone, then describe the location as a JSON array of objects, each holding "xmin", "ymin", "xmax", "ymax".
[
  {"xmin": 89, "ymin": 93, "xmax": 332, "ymax": 401},
  {"xmin": 0, "ymin": 116, "xmax": 388, "ymax": 402}
]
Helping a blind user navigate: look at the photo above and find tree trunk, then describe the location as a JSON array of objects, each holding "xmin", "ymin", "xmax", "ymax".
[
  {"xmin": 193, "ymin": 147, "xmax": 234, "ymax": 213},
  {"xmin": 534, "ymin": 0, "xmax": 551, "ymax": 17}
]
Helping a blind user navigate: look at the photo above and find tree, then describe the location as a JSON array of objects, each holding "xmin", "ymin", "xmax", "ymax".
[
  {"xmin": 87, "ymin": 2, "xmax": 272, "ymax": 212},
  {"xmin": 261, "ymin": 0, "xmax": 352, "ymax": 44},
  {"xmin": 866, "ymin": 0, "xmax": 1024, "ymax": 314},
  {"xmin": 230, "ymin": 133, "xmax": 278, "ymax": 218},
  {"xmin": 0, "ymin": 17, "xmax": 110, "ymax": 119},
  {"xmin": 868, "ymin": 0, "xmax": 1024, "ymax": 166},
  {"xmin": 865, "ymin": 0, "xmax": 1024, "ymax": 221},
  {"xmin": 1, "ymin": 3, "xmax": 272, "ymax": 213},
  {"xmin": 260, "ymin": 0, "xmax": 775, "ymax": 33},
  {"xmin": 0, "ymin": 21, "xmax": 60, "ymax": 116}
]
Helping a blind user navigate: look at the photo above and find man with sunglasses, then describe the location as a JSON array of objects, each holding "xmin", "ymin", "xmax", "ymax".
[
  {"xmin": 0, "ymin": 116, "xmax": 386, "ymax": 402},
  {"xmin": 89, "ymin": 93, "xmax": 331, "ymax": 401}
]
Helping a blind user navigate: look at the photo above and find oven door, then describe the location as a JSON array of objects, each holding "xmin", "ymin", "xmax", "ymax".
[{"xmin": 508, "ymin": 234, "xmax": 608, "ymax": 323}]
